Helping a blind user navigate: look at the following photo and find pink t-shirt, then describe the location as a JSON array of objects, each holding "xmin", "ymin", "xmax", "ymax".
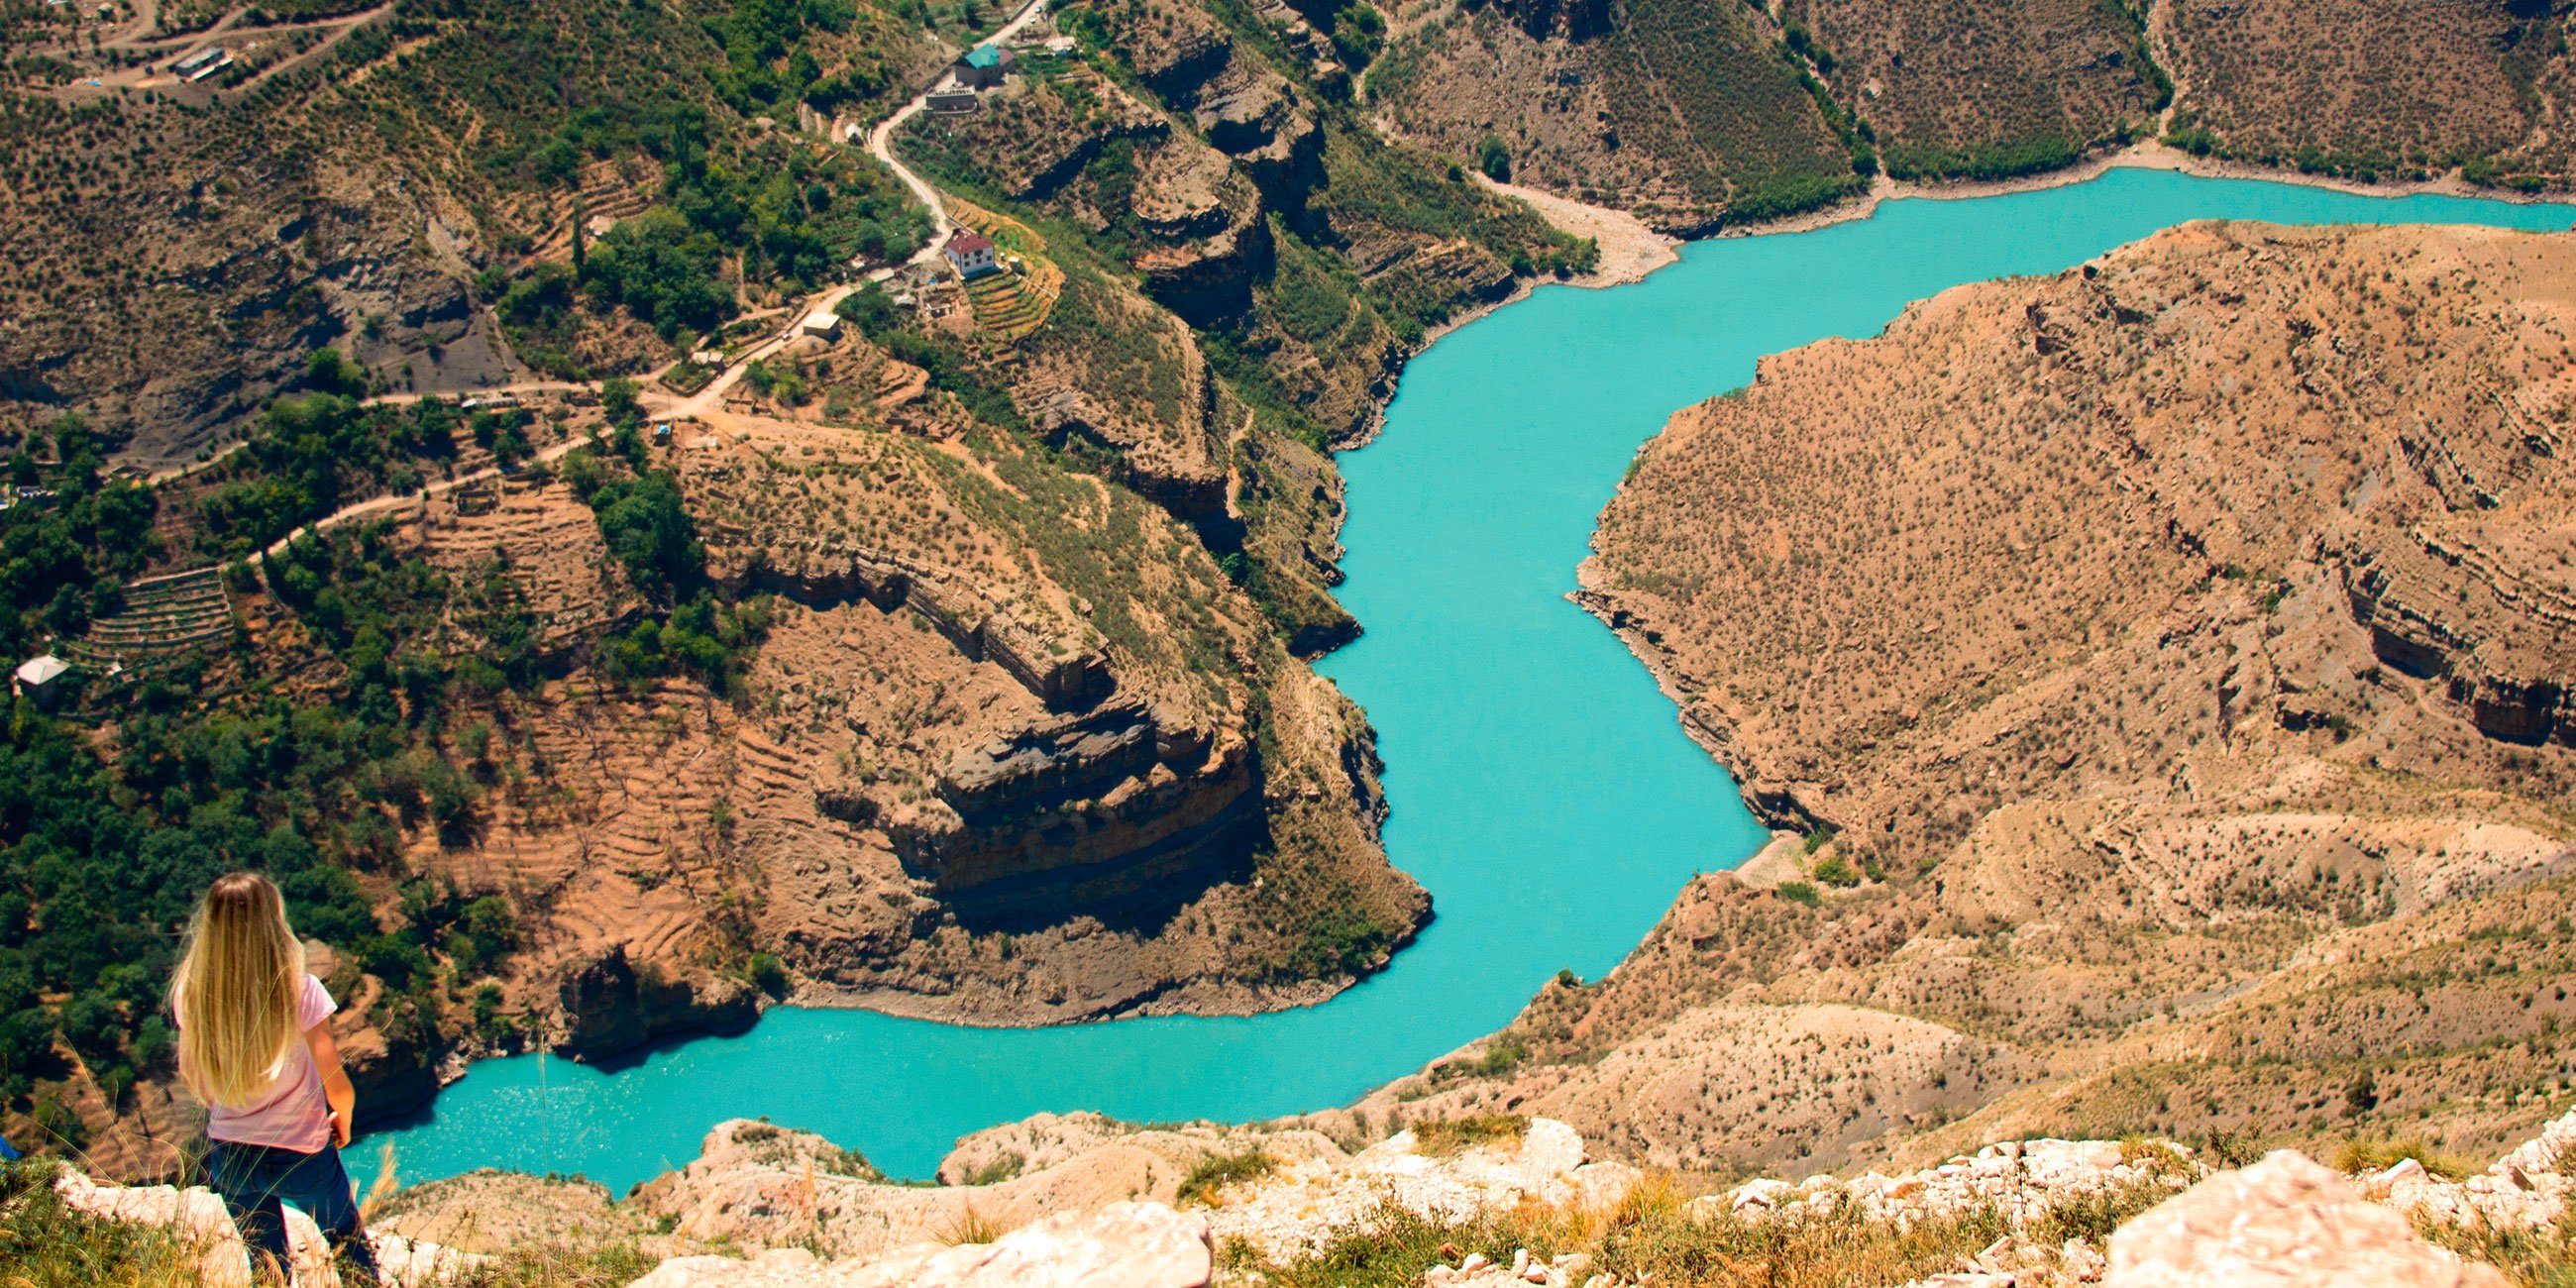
[{"xmin": 195, "ymin": 973, "xmax": 338, "ymax": 1152}]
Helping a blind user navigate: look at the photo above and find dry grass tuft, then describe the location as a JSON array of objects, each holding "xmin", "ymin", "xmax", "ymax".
[
  {"xmin": 2416, "ymin": 1215, "xmax": 2576, "ymax": 1288},
  {"xmin": 2333, "ymin": 1136, "xmax": 2474, "ymax": 1181},
  {"xmin": 1237, "ymin": 1169, "xmax": 2019, "ymax": 1288},
  {"xmin": 449, "ymin": 1244, "xmax": 663, "ymax": 1288},
  {"xmin": 1177, "ymin": 1147, "xmax": 1278, "ymax": 1207},
  {"xmin": 0, "ymin": 1160, "xmax": 201, "ymax": 1288},
  {"xmin": 936, "ymin": 1202, "xmax": 1004, "ymax": 1246},
  {"xmin": 1413, "ymin": 1115, "xmax": 1530, "ymax": 1158}
]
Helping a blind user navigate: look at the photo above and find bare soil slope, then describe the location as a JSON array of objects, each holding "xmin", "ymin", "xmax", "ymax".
[{"xmin": 1367, "ymin": 0, "xmax": 1861, "ymax": 230}]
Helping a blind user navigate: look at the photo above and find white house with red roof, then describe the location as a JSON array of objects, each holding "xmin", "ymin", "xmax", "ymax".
[{"xmin": 943, "ymin": 231, "xmax": 1002, "ymax": 280}]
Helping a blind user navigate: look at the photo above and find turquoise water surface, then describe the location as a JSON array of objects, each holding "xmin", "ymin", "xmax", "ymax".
[{"xmin": 364, "ymin": 167, "xmax": 2575, "ymax": 1194}]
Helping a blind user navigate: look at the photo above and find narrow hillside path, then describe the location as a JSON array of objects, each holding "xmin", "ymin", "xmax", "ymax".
[
  {"xmin": 2145, "ymin": 0, "xmax": 2189, "ymax": 136},
  {"xmin": 857, "ymin": 0, "xmax": 1053, "ymax": 268}
]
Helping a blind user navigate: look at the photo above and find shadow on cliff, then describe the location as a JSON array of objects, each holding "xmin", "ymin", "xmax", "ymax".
[{"xmin": 941, "ymin": 826, "xmax": 1261, "ymax": 938}]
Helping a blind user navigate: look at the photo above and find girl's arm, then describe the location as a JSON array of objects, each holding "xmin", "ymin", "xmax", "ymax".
[{"xmin": 303, "ymin": 1022, "xmax": 357, "ymax": 1148}]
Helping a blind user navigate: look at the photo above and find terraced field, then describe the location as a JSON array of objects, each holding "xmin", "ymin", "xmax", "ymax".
[
  {"xmin": 57, "ymin": 566, "xmax": 232, "ymax": 675},
  {"xmin": 952, "ymin": 199, "xmax": 1065, "ymax": 339},
  {"xmin": 527, "ymin": 159, "xmax": 659, "ymax": 265}
]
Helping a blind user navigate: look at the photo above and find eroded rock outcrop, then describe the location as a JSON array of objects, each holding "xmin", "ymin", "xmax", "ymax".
[
  {"xmin": 554, "ymin": 944, "xmax": 760, "ymax": 1062},
  {"xmin": 885, "ymin": 700, "xmax": 1260, "ymax": 918},
  {"xmin": 617, "ymin": 429, "xmax": 1424, "ymax": 1024}
]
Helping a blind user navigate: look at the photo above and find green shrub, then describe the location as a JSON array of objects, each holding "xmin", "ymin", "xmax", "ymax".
[
  {"xmin": 747, "ymin": 952, "xmax": 790, "ymax": 997},
  {"xmin": 1178, "ymin": 1147, "xmax": 1277, "ymax": 1206},
  {"xmin": 1811, "ymin": 854, "xmax": 1860, "ymax": 887},
  {"xmin": 2035, "ymin": 1177, "xmax": 2177, "ymax": 1243},
  {"xmin": 834, "ymin": 281, "xmax": 902, "ymax": 336}
]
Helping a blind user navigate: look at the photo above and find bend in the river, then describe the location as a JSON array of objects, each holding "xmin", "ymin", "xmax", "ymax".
[{"xmin": 366, "ymin": 168, "xmax": 2576, "ymax": 1195}]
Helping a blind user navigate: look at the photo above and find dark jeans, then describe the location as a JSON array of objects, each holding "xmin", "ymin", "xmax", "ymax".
[{"xmin": 206, "ymin": 1138, "xmax": 379, "ymax": 1283}]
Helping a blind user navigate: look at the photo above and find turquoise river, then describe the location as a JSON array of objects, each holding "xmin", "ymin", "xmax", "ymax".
[{"xmin": 366, "ymin": 167, "xmax": 2576, "ymax": 1194}]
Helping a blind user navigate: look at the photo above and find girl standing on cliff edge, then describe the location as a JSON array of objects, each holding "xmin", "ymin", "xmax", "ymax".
[{"xmin": 171, "ymin": 872, "xmax": 381, "ymax": 1285}]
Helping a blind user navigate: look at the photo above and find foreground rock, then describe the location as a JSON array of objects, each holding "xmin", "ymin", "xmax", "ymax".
[
  {"xmin": 1202, "ymin": 1117, "xmax": 1639, "ymax": 1263},
  {"xmin": 54, "ymin": 1108, "xmax": 2576, "ymax": 1286},
  {"xmin": 632, "ymin": 1201, "xmax": 1214, "ymax": 1288},
  {"xmin": 2109, "ymin": 1152, "xmax": 2507, "ymax": 1288},
  {"xmin": 50, "ymin": 1166, "xmax": 479, "ymax": 1287},
  {"xmin": 460, "ymin": 1115, "xmax": 1631, "ymax": 1284}
]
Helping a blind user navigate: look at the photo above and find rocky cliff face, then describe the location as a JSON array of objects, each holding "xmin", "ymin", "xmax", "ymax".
[
  {"xmin": 552, "ymin": 945, "xmax": 761, "ymax": 1063},
  {"xmin": 890, "ymin": 698, "xmax": 1263, "ymax": 920},
  {"xmin": 377, "ymin": 425, "xmax": 1429, "ymax": 1038}
]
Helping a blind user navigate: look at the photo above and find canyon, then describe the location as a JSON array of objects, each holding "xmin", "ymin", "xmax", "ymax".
[
  {"xmin": 8, "ymin": 2, "xmax": 2576, "ymax": 1284},
  {"xmin": 1344, "ymin": 219, "xmax": 2576, "ymax": 1184}
]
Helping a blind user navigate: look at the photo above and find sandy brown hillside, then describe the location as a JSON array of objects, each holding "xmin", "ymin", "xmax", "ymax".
[
  {"xmin": 1364, "ymin": 0, "xmax": 2165, "ymax": 227},
  {"xmin": 0, "ymin": 0, "xmax": 939, "ymax": 465},
  {"xmin": 1784, "ymin": 0, "xmax": 2166, "ymax": 179},
  {"xmin": 1365, "ymin": 0, "xmax": 1865, "ymax": 230},
  {"xmin": 2161, "ymin": 0, "xmax": 2576, "ymax": 187},
  {"xmin": 1369, "ymin": 0, "xmax": 2576, "ymax": 231},
  {"xmin": 1361, "ymin": 221, "xmax": 2576, "ymax": 1178}
]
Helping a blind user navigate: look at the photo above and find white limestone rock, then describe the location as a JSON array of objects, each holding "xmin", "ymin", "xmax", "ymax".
[{"xmin": 2105, "ymin": 1150, "xmax": 2509, "ymax": 1288}]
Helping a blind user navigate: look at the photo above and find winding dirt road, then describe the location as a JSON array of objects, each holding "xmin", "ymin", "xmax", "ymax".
[
  {"xmin": 857, "ymin": 0, "xmax": 1053, "ymax": 268},
  {"xmin": 180, "ymin": 6, "xmax": 1055, "ymax": 548}
]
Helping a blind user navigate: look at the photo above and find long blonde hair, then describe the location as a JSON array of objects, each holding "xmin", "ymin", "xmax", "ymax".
[{"xmin": 171, "ymin": 873, "xmax": 306, "ymax": 1109}]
